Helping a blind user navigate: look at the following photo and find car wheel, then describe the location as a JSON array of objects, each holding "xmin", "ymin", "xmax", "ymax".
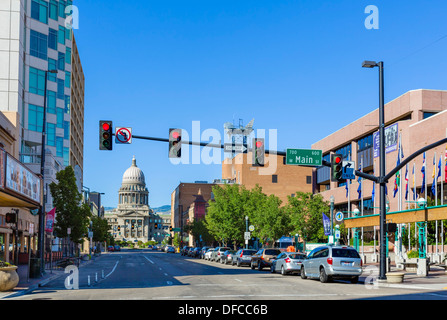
[
  {"xmin": 319, "ymin": 267, "xmax": 329, "ymax": 283},
  {"xmin": 300, "ymin": 267, "xmax": 307, "ymax": 279},
  {"xmin": 270, "ymin": 265, "xmax": 275, "ymax": 273},
  {"xmin": 351, "ymin": 276, "xmax": 359, "ymax": 284},
  {"xmin": 258, "ymin": 262, "xmax": 263, "ymax": 271},
  {"xmin": 281, "ymin": 266, "xmax": 286, "ymax": 276},
  {"xmin": 251, "ymin": 261, "xmax": 255, "ymax": 270},
  {"xmin": 237, "ymin": 260, "xmax": 241, "ymax": 267}
]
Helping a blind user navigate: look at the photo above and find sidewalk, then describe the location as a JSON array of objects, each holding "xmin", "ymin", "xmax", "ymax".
[{"xmin": 0, "ymin": 254, "xmax": 102, "ymax": 299}]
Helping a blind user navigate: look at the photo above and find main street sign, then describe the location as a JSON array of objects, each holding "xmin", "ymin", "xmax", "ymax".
[
  {"xmin": 286, "ymin": 149, "xmax": 322, "ymax": 166},
  {"xmin": 224, "ymin": 143, "xmax": 247, "ymax": 154}
]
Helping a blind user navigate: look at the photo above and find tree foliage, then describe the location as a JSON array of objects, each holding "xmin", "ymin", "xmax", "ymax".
[{"xmin": 49, "ymin": 166, "xmax": 91, "ymax": 244}]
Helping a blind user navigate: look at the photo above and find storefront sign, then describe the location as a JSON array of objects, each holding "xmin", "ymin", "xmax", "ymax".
[{"xmin": 5, "ymin": 154, "xmax": 41, "ymax": 203}]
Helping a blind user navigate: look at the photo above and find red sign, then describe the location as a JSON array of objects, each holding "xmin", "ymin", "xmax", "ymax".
[{"xmin": 45, "ymin": 207, "xmax": 56, "ymax": 232}]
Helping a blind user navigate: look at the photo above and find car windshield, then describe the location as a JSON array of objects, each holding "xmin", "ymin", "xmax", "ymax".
[
  {"xmin": 265, "ymin": 249, "xmax": 281, "ymax": 255},
  {"xmin": 289, "ymin": 254, "xmax": 306, "ymax": 259},
  {"xmin": 332, "ymin": 248, "xmax": 361, "ymax": 259}
]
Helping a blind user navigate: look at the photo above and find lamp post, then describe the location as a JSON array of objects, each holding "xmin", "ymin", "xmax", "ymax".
[
  {"xmin": 37, "ymin": 69, "xmax": 58, "ymax": 276},
  {"xmin": 362, "ymin": 60, "xmax": 386, "ymax": 280},
  {"xmin": 330, "ymin": 195, "xmax": 335, "ymax": 239}
]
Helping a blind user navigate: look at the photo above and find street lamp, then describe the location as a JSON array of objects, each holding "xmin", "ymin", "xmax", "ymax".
[
  {"xmin": 38, "ymin": 69, "xmax": 58, "ymax": 276},
  {"xmin": 362, "ymin": 60, "xmax": 386, "ymax": 280}
]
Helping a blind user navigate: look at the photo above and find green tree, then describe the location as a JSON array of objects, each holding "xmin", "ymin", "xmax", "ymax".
[
  {"xmin": 91, "ymin": 215, "xmax": 111, "ymax": 243},
  {"xmin": 50, "ymin": 166, "xmax": 91, "ymax": 244},
  {"xmin": 184, "ymin": 218, "xmax": 214, "ymax": 246},
  {"xmin": 286, "ymin": 192, "xmax": 330, "ymax": 251}
]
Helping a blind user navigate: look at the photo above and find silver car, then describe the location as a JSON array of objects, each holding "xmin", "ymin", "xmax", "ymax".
[
  {"xmin": 300, "ymin": 245, "xmax": 362, "ymax": 283},
  {"xmin": 211, "ymin": 247, "xmax": 231, "ymax": 262},
  {"xmin": 233, "ymin": 249, "xmax": 257, "ymax": 267},
  {"xmin": 271, "ymin": 252, "xmax": 306, "ymax": 275}
]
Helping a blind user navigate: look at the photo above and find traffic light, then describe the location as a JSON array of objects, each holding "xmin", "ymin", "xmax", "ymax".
[
  {"xmin": 169, "ymin": 129, "xmax": 182, "ymax": 158},
  {"xmin": 5, "ymin": 213, "xmax": 17, "ymax": 224},
  {"xmin": 131, "ymin": 224, "xmax": 134, "ymax": 230},
  {"xmin": 331, "ymin": 154, "xmax": 343, "ymax": 182},
  {"xmin": 99, "ymin": 120, "xmax": 113, "ymax": 150},
  {"xmin": 169, "ymin": 226, "xmax": 173, "ymax": 232},
  {"xmin": 117, "ymin": 225, "xmax": 121, "ymax": 232},
  {"xmin": 154, "ymin": 223, "xmax": 158, "ymax": 229},
  {"xmin": 252, "ymin": 138, "xmax": 265, "ymax": 167}
]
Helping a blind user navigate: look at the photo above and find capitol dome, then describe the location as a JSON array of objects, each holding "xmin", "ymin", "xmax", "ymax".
[{"xmin": 122, "ymin": 156, "xmax": 146, "ymax": 186}]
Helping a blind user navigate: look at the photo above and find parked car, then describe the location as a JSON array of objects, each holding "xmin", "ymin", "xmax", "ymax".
[
  {"xmin": 250, "ymin": 248, "xmax": 281, "ymax": 271},
  {"xmin": 233, "ymin": 249, "xmax": 257, "ymax": 267},
  {"xmin": 166, "ymin": 246, "xmax": 176, "ymax": 253},
  {"xmin": 152, "ymin": 246, "xmax": 158, "ymax": 251},
  {"xmin": 204, "ymin": 248, "xmax": 214, "ymax": 260},
  {"xmin": 187, "ymin": 247, "xmax": 195, "ymax": 257},
  {"xmin": 114, "ymin": 245, "xmax": 121, "ymax": 252},
  {"xmin": 200, "ymin": 247, "xmax": 212, "ymax": 259},
  {"xmin": 107, "ymin": 246, "xmax": 114, "ymax": 252},
  {"xmin": 211, "ymin": 247, "xmax": 231, "ymax": 262},
  {"xmin": 221, "ymin": 250, "xmax": 236, "ymax": 264},
  {"xmin": 300, "ymin": 245, "xmax": 363, "ymax": 283},
  {"xmin": 271, "ymin": 252, "xmax": 306, "ymax": 275},
  {"xmin": 181, "ymin": 246, "xmax": 192, "ymax": 256}
]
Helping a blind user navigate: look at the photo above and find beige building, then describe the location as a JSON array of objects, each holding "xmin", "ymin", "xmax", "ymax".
[
  {"xmin": 222, "ymin": 152, "xmax": 314, "ymax": 205},
  {"xmin": 312, "ymin": 89, "xmax": 447, "ymax": 217}
]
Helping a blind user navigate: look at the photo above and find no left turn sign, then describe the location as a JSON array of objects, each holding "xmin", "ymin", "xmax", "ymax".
[{"xmin": 115, "ymin": 127, "xmax": 132, "ymax": 144}]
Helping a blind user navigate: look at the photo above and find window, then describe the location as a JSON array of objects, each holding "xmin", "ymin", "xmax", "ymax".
[
  {"xmin": 49, "ymin": 0, "xmax": 58, "ymax": 20},
  {"xmin": 423, "ymin": 112, "xmax": 438, "ymax": 119},
  {"xmin": 28, "ymin": 104, "xmax": 44, "ymax": 132},
  {"xmin": 58, "ymin": 26, "xmax": 65, "ymax": 45},
  {"xmin": 30, "ymin": 30, "xmax": 48, "ymax": 60},
  {"xmin": 58, "ymin": 0, "xmax": 66, "ymax": 18},
  {"xmin": 47, "ymin": 90, "xmax": 56, "ymax": 114},
  {"xmin": 335, "ymin": 144, "xmax": 352, "ymax": 160},
  {"xmin": 65, "ymin": 47, "xmax": 71, "ymax": 64},
  {"xmin": 29, "ymin": 67, "xmax": 46, "ymax": 96},
  {"xmin": 64, "ymin": 147, "xmax": 69, "ymax": 166},
  {"xmin": 64, "ymin": 95, "xmax": 70, "ymax": 113},
  {"xmin": 357, "ymin": 134, "xmax": 373, "ymax": 152},
  {"xmin": 31, "ymin": 0, "xmax": 48, "ymax": 24},
  {"xmin": 47, "ymin": 123, "xmax": 56, "ymax": 146},
  {"xmin": 56, "ymin": 108, "xmax": 64, "ymax": 128},
  {"xmin": 65, "ymin": 71, "xmax": 71, "ymax": 88},
  {"xmin": 48, "ymin": 58, "xmax": 57, "ymax": 81},
  {"xmin": 57, "ymin": 78, "xmax": 64, "ymax": 99},
  {"xmin": 48, "ymin": 28, "xmax": 57, "ymax": 50},
  {"xmin": 64, "ymin": 121, "xmax": 70, "ymax": 139},
  {"xmin": 56, "ymin": 136, "xmax": 63, "ymax": 157},
  {"xmin": 272, "ymin": 175, "xmax": 278, "ymax": 183},
  {"xmin": 58, "ymin": 52, "xmax": 65, "ymax": 71},
  {"xmin": 306, "ymin": 176, "xmax": 312, "ymax": 184}
]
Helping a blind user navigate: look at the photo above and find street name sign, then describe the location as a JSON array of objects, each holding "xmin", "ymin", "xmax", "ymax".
[
  {"xmin": 224, "ymin": 143, "xmax": 247, "ymax": 153},
  {"xmin": 286, "ymin": 149, "xmax": 322, "ymax": 166},
  {"xmin": 244, "ymin": 232, "xmax": 251, "ymax": 240}
]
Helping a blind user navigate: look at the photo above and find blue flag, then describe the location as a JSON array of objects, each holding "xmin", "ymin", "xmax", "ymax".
[
  {"xmin": 322, "ymin": 213, "xmax": 331, "ymax": 236},
  {"xmin": 421, "ymin": 152, "xmax": 426, "ymax": 193},
  {"xmin": 357, "ymin": 162, "xmax": 362, "ymax": 200}
]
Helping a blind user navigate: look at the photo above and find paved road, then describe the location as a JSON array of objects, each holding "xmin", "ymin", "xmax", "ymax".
[{"xmin": 8, "ymin": 248, "xmax": 447, "ymax": 300}]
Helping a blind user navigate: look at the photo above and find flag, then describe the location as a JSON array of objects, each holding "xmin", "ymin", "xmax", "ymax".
[
  {"xmin": 322, "ymin": 213, "xmax": 331, "ymax": 236},
  {"xmin": 45, "ymin": 207, "xmax": 56, "ymax": 233},
  {"xmin": 345, "ymin": 179, "xmax": 349, "ymax": 198},
  {"xmin": 445, "ymin": 145, "xmax": 447, "ymax": 183},
  {"xmin": 405, "ymin": 164, "xmax": 409, "ymax": 200},
  {"xmin": 393, "ymin": 140, "xmax": 402, "ymax": 198},
  {"xmin": 431, "ymin": 154, "xmax": 436, "ymax": 196},
  {"xmin": 437, "ymin": 154, "xmax": 442, "ymax": 179},
  {"xmin": 421, "ymin": 152, "xmax": 426, "ymax": 193},
  {"xmin": 412, "ymin": 164, "xmax": 417, "ymax": 200}
]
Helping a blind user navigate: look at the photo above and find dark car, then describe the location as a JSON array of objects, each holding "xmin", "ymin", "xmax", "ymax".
[
  {"xmin": 181, "ymin": 246, "xmax": 192, "ymax": 256},
  {"xmin": 250, "ymin": 248, "xmax": 282, "ymax": 271},
  {"xmin": 107, "ymin": 246, "xmax": 114, "ymax": 252},
  {"xmin": 200, "ymin": 246, "xmax": 212, "ymax": 259},
  {"xmin": 233, "ymin": 249, "xmax": 257, "ymax": 267},
  {"xmin": 191, "ymin": 247, "xmax": 202, "ymax": 258},
  {"xmin": 114, "ymin": 245, "xmax": 121, "ymax": 252}
]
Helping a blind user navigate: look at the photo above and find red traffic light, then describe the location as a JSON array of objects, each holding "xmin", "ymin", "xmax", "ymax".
[
  {"xmin": 102, "ymin": 123, "xmax": 110, "ymax": 131},
  {"xmin": 172, "ymin": 131, "xmax": 180, "ymax": 140},
  {"xmin": 256, "ymin": 141, "xmax": 263, "ymax": 148},
  {"xmin": 335, "ymin": 156, "xmax": 342, "ymax": 164}
]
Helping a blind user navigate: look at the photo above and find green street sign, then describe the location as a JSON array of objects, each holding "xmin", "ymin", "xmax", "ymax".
[
  {"xmin": 172, "ymin": 228, "xmax": 181, "ymax": 232},
  {"xmin": 286, "ymin": 149, "xmax": 323, "ymax": 166}
]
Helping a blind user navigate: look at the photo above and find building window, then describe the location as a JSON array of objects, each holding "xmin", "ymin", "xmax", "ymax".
[
  {"xmin": 58, "ymin": 52, "xmax": 65, "ymax": 71},
  {"xmin": 47, "ymin": 123, "xmax": 56, "ymax": 146},
  {"xmin": 64, "ymin": 121, "xmax": 70, "ymax": 139},
  {"xmin": 357, "ymin": 133, "xmax": 373, "ymax": 152},
  {"xmin": 65, "ymin": 47, "xmax": 71, "ymax": 64},
  {"xmin": 29, "ymin": 67, "xmax": 46, "ymax": 96},
  {"xmin": 49, "ymin": 0, "xmax": 58, "ymax": 20},
  {"xmin": 306, "ymin": 176, "xmax": 312, "ymax": 184},
  {"xmin": 423, "ymin": 112, "xmax": 438, "ymax": 119},
  {"xmin": 63, "ymin": 147, "xmax": 69, "ymax": 166},
  {"xmin": 335, "ymin": 144, "xmax": 352, "ymax": 160},
  {"xmin": 272, "ymin": 175, "xmax": 278, "ymax": 183},
  {"xmin": 30, "ymin": 30, "xmax": 48, "ymax": 60},
  {"xmin": 28, "ymin": 104, "xmax": 44, "ymax": 132},
  {"xmin": 64, "ymin": 95, "xmax": 71, "ymax": 114},
  {"xmin": 57, "ymin": 78, "xmax": 65, "ymax": 99},
  {"xmin": 48, "ymin": 58, "xmax": 57, "ymax": 81},
  {"xmin": 65, "ymin": 71, "xmax": 71, "ymax": 88},
  {"xmin": 56, "ymin": 136, "xmax": 63, "ymax": 157},
  {"xmin": 56, "ymin": 108, "xmax": 64, "ymax": 128},
  {"xmin": 58, "ymin": 0, "xmax": 66, "ymax": 18},
  {"xmin": 48, "ymin": 28, "xmax": 58, "ymax": 50},
  {"xmin": 58, "ymin": 26, "xmax": 65, "ymax": 45},
  {"xmin": 31, "ymin": 0, "xmax": 49, "ymax": 24},
  {"xmin": 47, "ymin": 90, "xmax": 56, "ymax": 114}
]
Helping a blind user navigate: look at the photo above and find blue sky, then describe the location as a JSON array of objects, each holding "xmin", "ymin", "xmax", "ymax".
[{"xmin": 75, "ymin": 0, "xmax": 447, "ymax": 208}]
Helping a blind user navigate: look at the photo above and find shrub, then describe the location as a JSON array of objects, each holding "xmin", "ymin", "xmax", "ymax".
[{"xmin": 407, "ymin": 250, "xmax": 419, "ymax": 259}]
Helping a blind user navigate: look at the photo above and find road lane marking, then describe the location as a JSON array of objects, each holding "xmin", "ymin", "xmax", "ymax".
[
  {"xmin": 104, "ymin": 260, "xmax": 120, "ymax": 279},
  {"xmin": 143, "ymin": 256, "xmax": 155, "ymax": 264},
  {"xmin": 235, "ymin": 279, "xmax": 242, "ymax": 282},
  {"xmin": 164, "ymin": 273, "xmax": 169, "ymax": 276}
]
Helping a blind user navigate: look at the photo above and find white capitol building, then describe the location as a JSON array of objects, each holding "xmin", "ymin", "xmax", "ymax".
[{"xmin": 105, "ymin": 156, "xmax": 169, "ymax": 243}]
